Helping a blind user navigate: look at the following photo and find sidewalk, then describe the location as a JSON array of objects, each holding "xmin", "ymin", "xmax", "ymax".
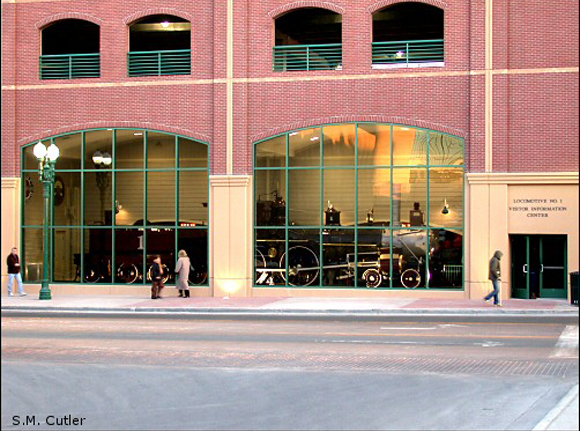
[
  {"xmin": 2, "ymin": 294, "xmax": 578, "ymax": 316},
  {"xmin": 534, "ymin": 385, "xmax": 579, "ymax": 431}
]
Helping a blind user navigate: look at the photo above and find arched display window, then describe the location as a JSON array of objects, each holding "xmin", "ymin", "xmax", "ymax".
[
  {"xmin": 254, "ymin": 123, "xmax": 464, "ymax": 289},
  {"xmin": 21, "ymin": 129, "xmax": 209, "ymax": 286}
]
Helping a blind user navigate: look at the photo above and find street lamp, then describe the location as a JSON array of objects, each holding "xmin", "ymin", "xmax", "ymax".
[
  {"xmin": 92, "ymin": 150, "xmax": 112, "ymax": 224},
  {"xmin": 33, "ymin": 141, "xmax": 60, "ymax": 300}
]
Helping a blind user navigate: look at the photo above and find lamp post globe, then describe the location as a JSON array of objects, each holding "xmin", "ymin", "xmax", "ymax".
[
  {"xmin": 33, "ymin": 141, "xmax": 47, "ymax": 159},
  {"xmin": 47, "ymin": 143, "xmax": 60, "ymax": 162},
  {"xmin": 92, "ymin": 150, "xmax": 103, "ymax": 165},
  {"xmin": 102, "ymin": 152, "xmax": 112, "ymax": 166}
]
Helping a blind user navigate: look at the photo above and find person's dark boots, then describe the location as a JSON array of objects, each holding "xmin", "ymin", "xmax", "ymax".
[
  {"xmin": 185, "ymin": 290, "xmax": 190, "ymax": 298},
  {"xmin": 178, "ymin": 291, "xmax": 183, "ymax": 298}
]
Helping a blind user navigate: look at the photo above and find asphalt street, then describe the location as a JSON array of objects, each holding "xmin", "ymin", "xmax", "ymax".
[{"xmin": 1, "ymin": 315, "xmax": 578, "ymax": 430}]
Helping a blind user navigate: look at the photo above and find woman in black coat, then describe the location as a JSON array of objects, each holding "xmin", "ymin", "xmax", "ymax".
[{"xmin": 150, "ymin": 256, "xmax": 165, "ymax": 299}]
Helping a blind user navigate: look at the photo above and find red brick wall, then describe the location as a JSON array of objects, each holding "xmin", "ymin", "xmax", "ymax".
[
  {"xmin": 507, "ymin": 0, "xmax": 579, "ymax": 70},
  {"xmin": 1, "ymin": 0, "xmax": 578, "ymax": 178},
  {"xmin": 507, "ymin": 73, "xmax": 579, "ymax": 172},
  {"xmin": 491, "ymin": 0, "xmax": 579, "ymax": 173}
]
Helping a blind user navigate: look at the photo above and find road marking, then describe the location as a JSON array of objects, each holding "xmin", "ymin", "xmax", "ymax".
[
  {"xmin": 550, "ymin": 325, "xmax": 578, "ymax": 358},
  {"xmin": 323, "ymin": 333, "xmax": 554, "ymax": 340},
  {"xmin": 316, "ymin": 339, "xmax": 504, "ymax": 347},
  {"xmin": 318, "ymin": 339, "xmax": 423, "ymax": 345},
  {"xmin": 476, "ymin": 341, "xmax": 504, "ymax": 347},
  {"xmin": 380, "ymin": 324, "xmax": 468, "ymax": 330}
]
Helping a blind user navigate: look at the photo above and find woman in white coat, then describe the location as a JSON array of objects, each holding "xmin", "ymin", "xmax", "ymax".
[{"xmin": 175, "ymin": 250, "xmax": 191, "ymax": 298}]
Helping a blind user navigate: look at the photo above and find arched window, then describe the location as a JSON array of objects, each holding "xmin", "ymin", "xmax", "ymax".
[
  {"xmin": 274, "ymin": 8, "xmax": 342, "ymax": 71},
  {"xmin": 40, "ymin": 19, "xmax": 100, "ymax": 79},
  {"xmin": 128, "ymin": 15, "xmax": 191, "ymax": 76},
  {"xmin": 372, "ymin": 2, "xmax": 444, "ymax": 68},
  {"xmin": 21, "ymin": 129, "xmax": 209, "ymax": 286},
  {"xmin": 254, "ymin": 123, "xmax": 464, "ymax": 289}
]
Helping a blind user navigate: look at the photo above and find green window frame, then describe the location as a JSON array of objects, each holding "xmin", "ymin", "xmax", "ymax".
[
  {"xmin": 21, "ymin": 128, "xmax": 210, "ymax": 286},
  {"xmin": 253, "ymin": 123, "xmax": 465, "ymax": 290}
]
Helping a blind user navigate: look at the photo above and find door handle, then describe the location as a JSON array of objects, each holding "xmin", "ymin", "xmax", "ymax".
[
  {"xmin": 540, "ymin": 264, "xmax": 544, "ymax": 273},
  {"xmin": 523, "ymin": 264, "xmax": 528, "ymax": 274}
]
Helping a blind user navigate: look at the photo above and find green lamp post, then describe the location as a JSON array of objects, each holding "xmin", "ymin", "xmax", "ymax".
[
  {"xmin": 91, "ymin": 150, "xmax": 112, "ymax": 224},
  {"xmin": 33, "ymin": 141, "xmax": 60, "ymax": 300}
]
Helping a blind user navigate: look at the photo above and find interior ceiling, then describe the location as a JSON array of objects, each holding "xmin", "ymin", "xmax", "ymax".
[
  {"xmin": 276, "ymin": 8, "xmax": 342, "ymax": 45},
  {"xmin": 131, "ymin": 23, "xmax": 191, "ymax": 32}
]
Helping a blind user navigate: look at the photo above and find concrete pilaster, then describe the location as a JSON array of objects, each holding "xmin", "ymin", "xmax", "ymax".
[{"xmin": 209, "ymin": 175, "xmax": 253, "ymax": 297}]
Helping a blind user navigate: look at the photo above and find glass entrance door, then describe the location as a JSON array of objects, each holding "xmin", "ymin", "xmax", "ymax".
[
  {"xmin": 511, "ymin": 235, "xmax": 529, "ymax": 299},
  {"xmin": 540, "ymin": 235, "xmax": 567, "ymax": 299},
  {"xmin": 510, "ymin": 235, "xmax": 567, "ymax": 299}
]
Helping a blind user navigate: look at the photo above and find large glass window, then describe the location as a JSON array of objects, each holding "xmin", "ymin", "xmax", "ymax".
[
  {"xmin": 254, "ymin": 124, "xmax": 464, "ymax": 289},
  {"xmin": 21, "ymin": 129, "xmax": 209, "ymax": 286}
]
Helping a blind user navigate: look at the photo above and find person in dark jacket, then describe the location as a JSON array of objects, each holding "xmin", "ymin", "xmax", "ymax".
[
  {"xmin": 150, "ymin": 256, "xmax": 164, "ymax": 300},
  {"xmin": 484, "ymin": 250, "xmax": 503, "ymax": 306},
  {"xmin": 6, "ymin": 247, "xmax": 26, "ymax": 297}
]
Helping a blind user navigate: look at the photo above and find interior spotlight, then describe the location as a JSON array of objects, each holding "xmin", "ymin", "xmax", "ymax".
[{"xmin": 441, "ymin": 199, "xmax": 450, "ymax": 215}]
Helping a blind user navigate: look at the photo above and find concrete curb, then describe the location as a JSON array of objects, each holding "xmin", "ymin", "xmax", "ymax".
[
  {"xmin": 533, "ymin": 385, "xmax": 579, "ymax": 431},
  {"xmin": 1, "ymin": 305, "xmax": 578, "ymax": 317}
]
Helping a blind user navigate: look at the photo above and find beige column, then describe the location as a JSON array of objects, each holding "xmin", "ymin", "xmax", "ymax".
[
  {"xmin": 466, "ymin": 175, "xmax": 509, "ymax": 300},
  {"xmin": 2, "ymin": 178, "xmax": 21, "ymax": 290},
  {"xmin": 209, "ymin": 175, "xmax": 253, "ymax": 297}
]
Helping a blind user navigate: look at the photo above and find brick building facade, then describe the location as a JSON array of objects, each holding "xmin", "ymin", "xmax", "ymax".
[{"xmin": 2, "ymin": 0, "xmax": 578, "ymax": 300}]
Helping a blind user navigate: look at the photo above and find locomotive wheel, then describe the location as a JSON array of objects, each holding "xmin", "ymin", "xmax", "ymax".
[
  {"xmin": 188, "ymin": 268, "xmax": 208, "ymax": 286},
  {"xmin": 401, "ymin": 268, "xmax": 421, "ymax": 289},
  {"xmin": 255, "ymin": 249, "xmax": 266, "ymax": 268},
  {"xmin": 279, "ymin": 246, "xmax": 319, "ymax": 286},
  {"xmin": 117, "ymin": 263, "xmax": 139, "ymax": 284},
  {"xmin": 84, "ymin": 268, "xmax": 101, "ymax": 283},
  {"xmin": 255, "ymin": 249, "xmax": 268, "ymax": 284},
  {"xmin": 363, "ymin": 268, "xmax": 382, "ymax": 288}
]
